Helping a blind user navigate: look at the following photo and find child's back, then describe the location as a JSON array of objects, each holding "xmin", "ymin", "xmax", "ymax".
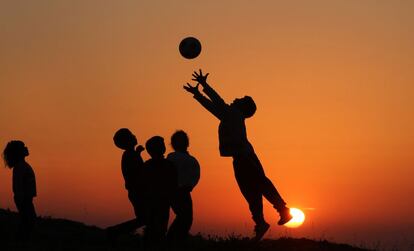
[
  {"xmin": 143, "ymin": 158, "xmax": 177, "ymax": 205},
  {"xmin": 217, "ymin": 105, "xmax": 254, "ymax": 156},
  {"xmin": 167, "ymin": 151, "xmax": 199, "ymax": 190}
]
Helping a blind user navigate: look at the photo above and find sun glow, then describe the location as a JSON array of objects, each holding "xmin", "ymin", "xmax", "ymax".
[{"xmin": 285, "ymin": 208, "xmax": 305, "ymax": 228}]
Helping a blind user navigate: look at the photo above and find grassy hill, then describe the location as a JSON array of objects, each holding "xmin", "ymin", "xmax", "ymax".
[{"xmin": 0, "ymin": 208, "xmax": 373, "ymax": 251}]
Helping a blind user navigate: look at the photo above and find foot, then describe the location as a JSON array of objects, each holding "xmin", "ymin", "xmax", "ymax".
[
  {"xmin": 251, "ymin": 222, "xmax": 270, "ymax": 242},
  {"xmin": 277, "ymin": 207, "xmax": 293, "ymax": 225}
]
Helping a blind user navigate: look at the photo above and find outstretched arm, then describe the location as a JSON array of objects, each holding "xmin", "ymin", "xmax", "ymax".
[
  {"xmin": 192, "ymin": 69, "xmax": 227, "ymax": 110},
  {"xmin": 183, "ymin": 82, "xmax": 224, "ymax": 119}
]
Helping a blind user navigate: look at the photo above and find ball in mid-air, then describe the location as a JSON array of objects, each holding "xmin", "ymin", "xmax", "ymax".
[{"xmin": 179, "ymin": 37, "xmax": 202, "ymax": 59}]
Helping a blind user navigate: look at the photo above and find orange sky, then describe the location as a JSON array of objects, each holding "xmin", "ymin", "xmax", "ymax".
[{"xmin": 1, "ymin": 1, "xmax": 413, "ymax": 249}]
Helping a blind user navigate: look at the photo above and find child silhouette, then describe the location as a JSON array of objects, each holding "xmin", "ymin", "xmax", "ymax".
[
  {"xmin": 3, "ymin": 140, "xmax": 37, "ymax": 241},
  {"xmin": 166, "ymin": 130, "xmax": 200, "ymax": 245},
  {"xmin": 106, "ymin": 128, "xmax": 146, "ymax": 238},
  {"xmin": 143, "ymin": 136, "xmax": 177, "ymax": 249},
  {"xmin": 184, "ymin": 70, "xmax": 292, "ymax": 241}
]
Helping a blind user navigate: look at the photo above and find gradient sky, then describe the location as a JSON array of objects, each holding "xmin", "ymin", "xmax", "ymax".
[{"xmin": 1, "ymin": 1, "xmax": 413, "ymax": 249}]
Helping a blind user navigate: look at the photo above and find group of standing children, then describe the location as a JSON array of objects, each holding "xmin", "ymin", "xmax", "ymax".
[
  {"xmin": 107, "ymin": 129, "xmax": 200, "ymax": 249},
  {"xmin": 2, "ymin": 129, "xmax": 200, "ymax": 250}
]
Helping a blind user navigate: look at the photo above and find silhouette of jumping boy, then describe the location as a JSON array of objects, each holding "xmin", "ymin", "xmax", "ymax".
[
  {"xmin": 166, "ymin": 130, "xmax": 200, "ymax": 245},
  {"xmin": 143, "ymin": 136, "xmax": 177, "ymax": 248},
  {"xmin": 184, "ymin": 70, "xmax": 292, "ymax": 241},
  {"xmin": 106, "ymin": 128, "xmax": 146, "ymax": 237},
  {"xmin": 3, "ymin": 140, "xmax": 37, "ymax": 241}
]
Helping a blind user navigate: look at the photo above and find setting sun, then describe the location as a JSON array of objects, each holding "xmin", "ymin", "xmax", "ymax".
[{"xmin": 285, "ymin": 208, "xmax": 305, "ymax": 228}]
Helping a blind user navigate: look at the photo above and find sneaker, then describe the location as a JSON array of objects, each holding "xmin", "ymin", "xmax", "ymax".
[
  {"xmin": 277, "ymin": 207, "xmax": 293, "ymax": 225},
  {"xmin": 251, "ymin": 222, "xmax": 270, "ymax": 242}
]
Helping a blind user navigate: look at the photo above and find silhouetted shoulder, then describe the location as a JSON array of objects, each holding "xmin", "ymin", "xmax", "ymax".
[
  {"xmin": 167, "ymin": 152, "xmax": 199, "ymax": 166},
  {"xmin": 122, "ymin": 150, "xmax": 143, "ymax": 165},
  {"xmin": 143, "ymin": 158, "xmax": 176, "ymax": 179}
]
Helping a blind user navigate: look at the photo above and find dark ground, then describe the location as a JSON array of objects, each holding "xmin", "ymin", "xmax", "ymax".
[{"xmin": 0, "ymin": 208, "xmax": 374, "ymax": 251}]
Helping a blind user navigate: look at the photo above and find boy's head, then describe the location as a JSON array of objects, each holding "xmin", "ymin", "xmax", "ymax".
[
  {"xmin": 145, "ymin": 136, "xmax": 166, "ymax": 158},
  {"xmin": 113, "ymin": 128, "xmax": 137, "ymax": 150},
  {"xmin": 231, "ymin": 96, "xmax": 256, "ymax": 118},
  {"xmin": 171, "ymin": 130, "xmax": 189, "ymax": 152},
  {"xmin": 3, "ymin": 140, "xmax": 29, "ymax": 168}
]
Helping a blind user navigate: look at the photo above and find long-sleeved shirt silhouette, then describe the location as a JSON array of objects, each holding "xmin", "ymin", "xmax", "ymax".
[
  {"xmin": 13, "ymin": 161, "xmax": 36, "ymax": 198},
  {"xmin": 121, "ymin": 150, "xmax": 144, "ymax": 192},
  {"xmin": 193, "ymin": 83, "xmax": 254, "ymax": 156}
]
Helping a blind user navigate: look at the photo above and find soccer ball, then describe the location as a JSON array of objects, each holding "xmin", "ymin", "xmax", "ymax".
[{"xmin": 179, "ymin": 37, "xmax": 202, "ymax": 59}]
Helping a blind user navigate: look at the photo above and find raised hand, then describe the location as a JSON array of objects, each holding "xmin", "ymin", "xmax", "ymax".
[
  {"xmin": 183, "ymin": 82, "xmax": 200, "ymax": 95},
  {"xmin": 136, "ymin": 145, "xmax": 145, "ymax": 153},
  {"xmin": 192, "ymin": 69, "xmax": 209, "ymax": 85}
]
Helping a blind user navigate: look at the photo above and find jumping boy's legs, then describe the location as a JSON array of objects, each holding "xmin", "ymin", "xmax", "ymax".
[
  {"xmin": 250, "ymin": 154, "xmax": 292, "ymax": 225},
  {"xmin": 233, "ymin": 163, "xmax": 265, "ymax": 224},
  {"xmin": 233, "ymin": 153, "xmax": 291, "ymax": 240},
  {"xmin": 248, "ymin": 154, "xmax": 287, "ymax": 211},
  {"xmin": 233, "ymin": 158, "xmax": 269, "ymax": 241}
]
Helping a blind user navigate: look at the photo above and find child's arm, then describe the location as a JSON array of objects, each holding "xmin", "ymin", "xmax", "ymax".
[
  {"xmin": 184, "ymin": 83, "xmax": 224, "ymax": 119},
  {"xmin": 192, "ymin": 70, "xmax": 227, "ymax": 110},
  {"xmin": 135, "ymin": 145, "xmax": 145, "ymax": 165}
]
